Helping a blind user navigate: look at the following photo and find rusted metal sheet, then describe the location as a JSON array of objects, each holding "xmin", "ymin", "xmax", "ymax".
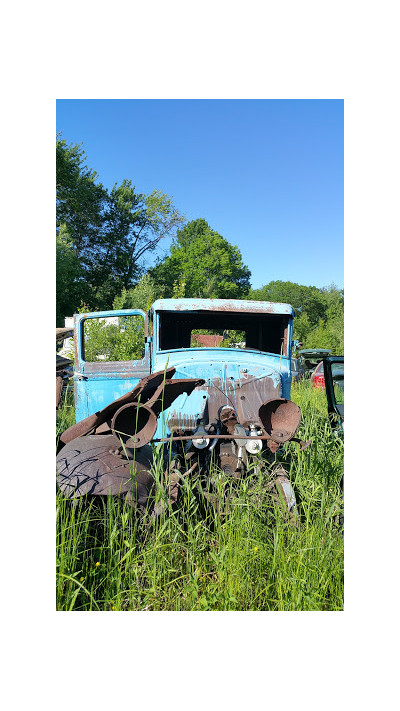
[
  {"xmin": 59, "ymin": 370, "xmax": 204, "ymax": 446},
  {"xmin": 60, "ymin": 368, "xmax": 175, "ymax": 445},
  {"xmin": 146, "ymin": 378, "xmax": 205, "ymax": 416},
  {"xmin": 111, "ymin": 403, "xmax": 158, "ymax": 447},
  {"xmin": 151, "ymin": 298, "xmax": 295, "ymax": 316},
  {"xmin": 56, "ymin": 434, "xmax": 154, "ymax": 500},
  {"xmin": 193, "ymin": 334, "xmax": 224, "ymax": 347},
  {"xmin": 283, "ymin": 324, "xmax": 288, "ymax": 356},
  {"xmin": 259, "ymin": 398, "xmax": 301, "ymax": 443},
  {"xmin": 194, "ymin": 372, "xmax": 281, "ymax": 427}
]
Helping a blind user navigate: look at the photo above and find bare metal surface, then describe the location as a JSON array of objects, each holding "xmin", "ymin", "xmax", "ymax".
[
  {"xmin": 60, "ymin": 368, "xmax": 176, "ymax": 444},
  {"xmin": 273, "ymin": 472, "xmax": 299, "ymax": 523},
  {"xmin": 219, "ymin": 442, "xmax": 242, "ymax": 477},
  {"xmin": 259, "ymin": 398, "xmax": 301, "ymax": 442},
  {"xmin": 167, "ymin": 412, "xmax": 199, "ymax": 431},
  {"xmin": 81, "ymin": 360, "xmax": 151, "ymax": 376},
  {"xmin": 111, "ymin": 403, "xmax": 158, "ymax": 448},
  {"xmin": 219, "ymin": 406, "xmax": 238, "ymax": 434},
  {"xmin": 197, "ymin": 373, "xmax": 280, "ymax": 426},
  {"xmin": 153, "ymin": 433, "xmax": 274, "ymax": 443},
  {"xmin": 56, "ymin": 435, "xmax": 154, "ymax": 500}
]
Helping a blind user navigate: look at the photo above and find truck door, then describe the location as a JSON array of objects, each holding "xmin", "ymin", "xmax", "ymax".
[{"xmin": 73, "ymin": 309, "xmax": 151, "ymax": 422}]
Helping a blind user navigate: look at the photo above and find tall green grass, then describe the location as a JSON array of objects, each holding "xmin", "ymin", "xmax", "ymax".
[{"xmin": 56, "ymin": 380, "xmax": 343, "ymax": 611}]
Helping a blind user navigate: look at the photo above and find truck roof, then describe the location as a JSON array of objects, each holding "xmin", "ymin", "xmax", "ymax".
[{"xmin": 151, "ymin": 298, "xmax": 294, "ymax": 316}]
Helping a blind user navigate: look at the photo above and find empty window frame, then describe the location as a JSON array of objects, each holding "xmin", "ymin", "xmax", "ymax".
[{"xmin": 157, "ymin": 310, "xmax": 290, "ymax": 355}]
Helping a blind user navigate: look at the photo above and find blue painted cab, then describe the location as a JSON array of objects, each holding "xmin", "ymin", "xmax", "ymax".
[{"xmin": 73, "ymin": 299, "xmax": 295, "ymax": 435}]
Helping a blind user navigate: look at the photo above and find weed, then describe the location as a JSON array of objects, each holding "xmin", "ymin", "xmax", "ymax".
[{"xmin": 56, "ymin": 380, "xmax": 343, "ymax": 611}]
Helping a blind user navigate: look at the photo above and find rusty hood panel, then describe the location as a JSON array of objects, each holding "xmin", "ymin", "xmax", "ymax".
[{"xmin": 155, "ymin": 359, "xmax": 283, "ymax": 435}]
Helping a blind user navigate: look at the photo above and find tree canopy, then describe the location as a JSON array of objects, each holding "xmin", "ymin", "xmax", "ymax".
[
  {"xmin": 56, "ymin": 136, "xmax": 184, "ymax": 320},
  {"xmin": 150, "ymin": 219, "xmax": 251, "ymax": 299},
  {"xmin": 249, "ymin": 280, "xmax": 344, "ymax": 353},
  {"xmin": 56, "ymin": 224, "xmax": 88, "ymax": 325},
  {"xmin": 56, "ymin": 135, "xmax": 343, "ymax": 353}
]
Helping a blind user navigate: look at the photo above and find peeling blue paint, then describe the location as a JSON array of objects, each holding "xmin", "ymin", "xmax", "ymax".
[{"xmin": 73, "ymin": 300, "xmax": 294, "ymax": 424}]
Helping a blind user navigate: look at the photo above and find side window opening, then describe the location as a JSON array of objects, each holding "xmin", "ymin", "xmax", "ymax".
[{"xmin": 83, "ymin": 314, "xmax": 145, "ymax": 362}]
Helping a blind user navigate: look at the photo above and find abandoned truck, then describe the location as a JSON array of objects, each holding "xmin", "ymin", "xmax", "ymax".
[{"xmin": 57, "ymin": 299, "xmax": 310, "ymax": 513}]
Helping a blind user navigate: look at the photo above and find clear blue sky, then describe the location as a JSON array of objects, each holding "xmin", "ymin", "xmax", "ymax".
[{"xmin": 56, "ymin": 99, "xmax": 343, "ymax": 290}]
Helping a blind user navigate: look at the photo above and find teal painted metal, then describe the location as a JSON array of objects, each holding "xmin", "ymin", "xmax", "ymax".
[
  {"xmin": 151, "ymin": 298, "xmax": 294, "ymax": 315},
  {"xmin": 73, "ymin": 300, "xmax": 294, "ymax": 429},
  {"xmin": 74, "ymin": 309, "xmax": 151, "ymax": 423},
  {"xmin": 152, "ymin": 353, "xmax": 290, "ymax": 441}
]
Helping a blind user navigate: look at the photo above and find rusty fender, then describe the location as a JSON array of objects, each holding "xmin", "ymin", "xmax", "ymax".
[{"xmin": 59, "ymin": 370, "xmax": 205, "ymax": 446}]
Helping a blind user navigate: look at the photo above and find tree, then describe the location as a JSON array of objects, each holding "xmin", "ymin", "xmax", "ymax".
[
  {"xmin": 150, "ymin": 219, "xmax": 251, "ymax": 298},
  {"xmin": 56, "ymin": 135, "xmax": 185, "ymax": 315},
  {"xmin": 56, "ymin": 225, "xmax": 88, "ymax": 326},
  {"xmin": 112, "ymin": 273, "xmax": 161, "ymax": 312},
  {"xmin": 249, "ymin": 280, "xmax": 344, "ymax": 353},
  {"xmin": 56, "ymin": 136, "xmax": 106, "ymax": 259},
  {"xmin": 249, "ymin": 280, "xmax": 326, "ymax": 326},
  {"xmin": 96, "ymin": 183, "xmax": 185, "ymax": 307}
]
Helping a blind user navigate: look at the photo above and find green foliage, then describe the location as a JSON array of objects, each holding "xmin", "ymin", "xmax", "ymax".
[
  {"xmin": 220, "ymin": 330, "xmax": 246, "ymax": 347},
  {"xmin": 172, "ymin": 275, "xmax": 186, "ymax": 298},
  {"xmin": 250, "ymin": 280, "xmax": 327, "ymax": 325},
  {"xmin": 56, "ymin": 225, "xmax": 88, "ymax": 326},
  {"xmin": 56, "ymin": 381, "xmax": 343, "ymax": 611},
  {"xmin": 56, "ymin": 135, "xmax": 184, "ymax": 320},
  {"xmin": 250, "ymin": 280, "xmax": 344, "ymax": 354},
  {"xmin": 145, "ymin": 189, "xmax": 185, "ymax": 240},
  {"xmin": 112, "ymin": 274, "xmax": 161, "ymax": 312},
  {"xmin": 56, "ymin": 136, "xmax": 106, "ymax": 260},
  {"xmin": 150, "ymin": 218, "xmax": 251, "ymax": 298}
]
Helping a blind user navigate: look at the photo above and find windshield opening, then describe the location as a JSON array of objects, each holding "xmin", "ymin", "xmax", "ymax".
[{"xmin": 158, "ymin": 310, "xmax": 290, "ymax": 355}]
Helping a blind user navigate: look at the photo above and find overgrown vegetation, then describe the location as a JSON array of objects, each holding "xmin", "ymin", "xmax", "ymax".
[{"xmin": 56, "ymin": 381, "xmax": 343, "ymax": 611}]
